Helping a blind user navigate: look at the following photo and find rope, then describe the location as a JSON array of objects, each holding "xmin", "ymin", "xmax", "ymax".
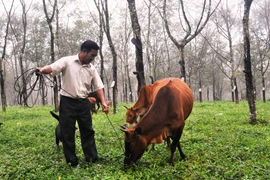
[
  {"xmin": 104, "ymin": 113, "xmax": 124, "ymax": 153},
  {"xmin": 14, "ymin": 68, "xmax": 80, "ymax": 108},
  {"xmin": 14, "ymin": 68, "xmax": 49, "ymax": 107}
]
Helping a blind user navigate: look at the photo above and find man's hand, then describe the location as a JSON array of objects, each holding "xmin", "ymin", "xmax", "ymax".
[
  {"xmin": 35, "ymin": 68, "xmax": 42, "ymax": 76},
  {"xmin": 35, "ymin": 66, "xmax": 53, "ymax": 75},
  {"xmin": 102, "ymin": 103, "xmax": 109, "ymax": 114}
]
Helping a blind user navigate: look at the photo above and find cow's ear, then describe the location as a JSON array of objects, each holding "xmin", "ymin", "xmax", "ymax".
[{"xmin": 134, "ymin": 127, "xmax": 142, "ymax": 136}]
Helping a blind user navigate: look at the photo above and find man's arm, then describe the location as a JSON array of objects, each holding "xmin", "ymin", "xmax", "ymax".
[{"xmin": 37, "ymin": 65, "xmax": 53, "ymax": 74}]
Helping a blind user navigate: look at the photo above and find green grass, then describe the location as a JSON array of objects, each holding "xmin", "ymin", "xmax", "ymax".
[{"xmin": 0, "ymin": 101, "xmax": 269, "ymax": 180}]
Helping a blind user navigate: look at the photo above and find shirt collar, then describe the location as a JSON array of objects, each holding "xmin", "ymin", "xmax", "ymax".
[{"xmin": 75, "ymin": 54, "xmax": 92, "ymax": 67}]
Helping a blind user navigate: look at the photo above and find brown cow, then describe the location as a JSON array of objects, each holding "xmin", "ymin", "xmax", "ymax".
[
  {"xmin": 121, "ymin": 78, "xmax": 193, "ymax": 166},
  {"xmin": 88, "ymin": 92, "xmax": 111, "ymax": 114},
  {"xmin": 124, "ymin": 78, "xmax": 186, "ymax": 150},
  {"xmin": 124, "ymin": 78, "xmax": 183, "ymax": 125},
  {"xmin": 124, "ymin": 84, "xmax": 154, "ymax": 125},
  {"xmin": 88, "ymin": 97, "xmax": 98, "ymax": 114}
]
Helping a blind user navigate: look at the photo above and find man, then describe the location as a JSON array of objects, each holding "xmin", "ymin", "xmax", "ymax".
[{"xmin": 37, "ymin": 40, "xmax": 109, "ymax": 168}]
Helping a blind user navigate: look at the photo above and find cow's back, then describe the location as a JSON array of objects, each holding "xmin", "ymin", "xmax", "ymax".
[
  {"xmin": 171, "ymin": 78, "xmax": 193, "ymax": 120},
  {"xmin": 152, "ymin": 78, "xmax": 193, "ymax": 119},
  {"xmin": 126, "ymin": 78, "xmax": 193, "ymax": 125},
  {"xmin": 136, "ymin": 79, "xmax": 193, "ymax": 138}
]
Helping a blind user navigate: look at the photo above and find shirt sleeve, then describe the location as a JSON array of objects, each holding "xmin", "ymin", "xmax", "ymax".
[
  {"xmin": 49, "ymin": 57, "xmax": 67, "ymax": 77},
  {"xmin": 91, "ymin": 67, "xmax": 104, "ymax": 91}
]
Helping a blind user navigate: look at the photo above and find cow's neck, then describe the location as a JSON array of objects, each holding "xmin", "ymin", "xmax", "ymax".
[{"xmin": 136, "ymin": 107, "xmax": 167, "ymax": 142}]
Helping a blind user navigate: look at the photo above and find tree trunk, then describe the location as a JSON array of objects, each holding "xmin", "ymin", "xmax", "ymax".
[
  {"xmin": 43, "ymin": 0, "xmax": 59, "ymax": 111},
  {"xmin": 243, "ymin": 0, "xmax": 256, "ymax": 123},
  {"xmin": 97, "ymin": 0, "xmax": 105, "ymax": 83},
  {"xmin": 127, "ymin": 0, "xmax": 146, "ymax": 94},
  {"xmin": 207, "ymin": 87, "xmax": 209, "ymax": 101},
  {"xmin": 18, "ymin": 0, "xmax": 28, "ymax": 106},
  {"xmin": 233, "ymin": 77, "xmax": 239, "ymax": 104},
  {"xmin": 199, "ymin": 70, "xmax": 202, "ymax": 103},
  {"xmin": 105, "ymin": 74, "xmax": 111, "ymax": 100},
  {"xmin": 230, "ymin": 78, "xmax": 235, "ymax": 102},
  {"xmin": 0, "ymin": 67, "xmax": 6, "ymax": 111},
  {"xmin": 212, "ymin": 60, "xmax": 217, "ymax": 101},
  {"xmin": 124, "ymin": 80, "xmax": 128, "ymax": 103},
  {"xmin": 103, "ymin": 0, "xmax": 118, "ymax": 113},
  {"xmin": 262, "ymin": 77, "xmax": 266, "ymax": 102},
  {"xmin": 179, "ymin": 46, "xmax": 186, "ymax": 82},
  {"xmin": 127, "ymin": 65, "xmax": 133, "ymax": 103},
  {"xmin": 0, "ymin": 0, "xmax": 14, "ymax": 111}
]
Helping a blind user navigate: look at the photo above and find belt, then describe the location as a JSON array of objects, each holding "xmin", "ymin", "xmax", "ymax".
[{"xmin": 61, "ymin": 95, "xmax": 88, "ymax": 101}]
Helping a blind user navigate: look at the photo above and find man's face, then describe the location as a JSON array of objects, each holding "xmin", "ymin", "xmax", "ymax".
[{"xmin": 82, "ymin": 49, "xmax": 98, "ymax": 64}]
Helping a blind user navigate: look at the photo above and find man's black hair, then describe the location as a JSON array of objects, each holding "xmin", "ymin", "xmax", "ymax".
[{"xmin": 81, "ymin": 40, "xmax": 100, "ymax": 52}]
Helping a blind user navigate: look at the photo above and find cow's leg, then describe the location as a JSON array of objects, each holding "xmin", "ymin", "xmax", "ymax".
[
  {"xmin": 169, "ymin": 139, "xmax": 177, "ymax": 166},
  {"xmin": 176, "ymin": 124, "xmax": 186, "ymax": 160},
  {"xmin": 169, "ymin": 124, "xmax": 186, "ymax": 165},
  {"xmin": 166, "ymin": 137, "xmax": 171, "ymax": 149},
  {"xmin": 177, "ymin": 123, "xmax": 186, "ymax": 160},
  {"xmin": 176, "ymin": 141, "xmax": 186, "ymax": 160}
]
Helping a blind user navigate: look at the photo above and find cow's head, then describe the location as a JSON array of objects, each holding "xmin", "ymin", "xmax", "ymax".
[
  {"xmin": 120, "ymin": 125, "xmax": 147, "ymax": 165},
  {"xmin": 124, "ymin": 106, "xmax": 139, "ymax": 125},
  {"xmin": 88, "ymin": 97, "xmax": 98, "ymax": 114}
]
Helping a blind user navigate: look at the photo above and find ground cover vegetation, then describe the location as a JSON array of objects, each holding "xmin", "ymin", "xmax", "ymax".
[{"xmin": 0, "ymin": 101, "xmax": 269, "ymax": 179}]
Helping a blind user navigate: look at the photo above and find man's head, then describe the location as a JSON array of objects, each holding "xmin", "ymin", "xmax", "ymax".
[
  {"xmin": 79, "ymin": 40, "xmax": 100, "ymax": 65},
  {"xmin": 81, "ymin": 40, "xmax": 100, "ymax": 52}
]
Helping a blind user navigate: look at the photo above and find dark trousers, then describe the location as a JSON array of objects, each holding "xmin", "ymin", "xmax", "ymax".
[{"xmin": 59, "ymin": 96, "xmax": 98, "ymax": 164}]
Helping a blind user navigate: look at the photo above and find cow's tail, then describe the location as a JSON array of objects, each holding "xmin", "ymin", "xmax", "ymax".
[{"xmin": 50, "ymin": 111, "xmax": 59, "ymax": 121}]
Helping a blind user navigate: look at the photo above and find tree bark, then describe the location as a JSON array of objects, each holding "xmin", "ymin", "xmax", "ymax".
[
  {"xmin": 43, "ymin": 0, "xmax": 59, "ymax": 111},
  {"xmin": 262, "ymin": 77, "xmax": 266, "ymax": 102},
  {"xmin": 243, "ymin": 0, "xmax": 256, "ymax": 123},
  {"xmin": 18, "ymin": 0, "xmax": 28, "ymax": 106},
  {"xmin": 0, "ymin": 0, "xmax": 14, "ymax": 111},
  {"xmin": 233, "ymin": 77, "xmax": 239, "ymax": 104},
  {"xmin": 102, "ymin": 0, "xmax": 118, "ymax": 113},
  {"xmin": 127, "ymin": 0, "xmax": 146, "ymax": 94},
  {"xmin": 96, "ymin": 0, "xmax": 105, "ymax": 83}
]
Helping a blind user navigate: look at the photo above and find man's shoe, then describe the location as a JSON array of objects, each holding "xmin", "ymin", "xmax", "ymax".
[
  {"xmin": 92, "ymin": 157, "xmax": 98, "ymax": 163},
  {"xmin": 69, "ymin": 160, "xmax": 78, "ymax": 168},
  {"xmin": 86, "ymin": 156, "xmax": 99, "ymax": 163}
]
